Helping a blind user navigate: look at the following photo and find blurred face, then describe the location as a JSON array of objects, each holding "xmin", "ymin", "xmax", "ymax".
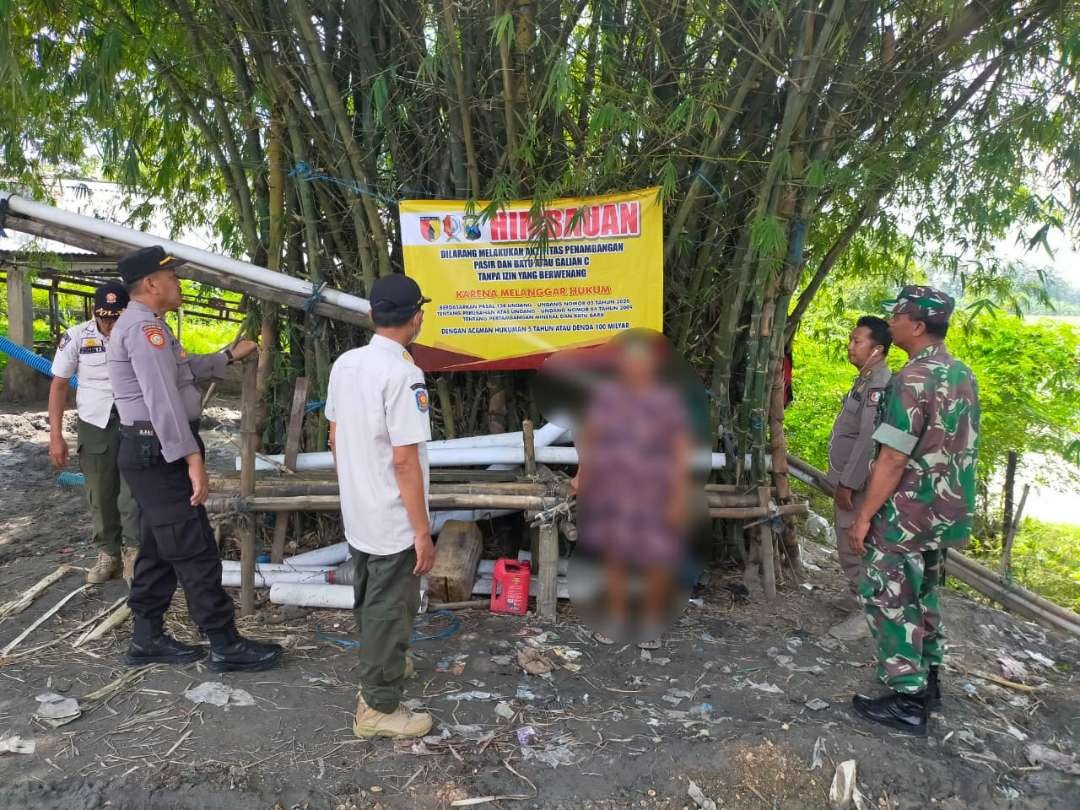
[
  {"xmin": 146, "ymin": 269, "xmax": 183, "ymax": 312},
  {"xmin": 95, "ymin": 315, "xmax": 119, "ymax": 337},
  {"xmin": 616, "ymin": 340, "xmax": 660, "ymax": 387},
  {"xmin": 407, "ymin": 307, "xmax": 425, "ymax": 344},
  {"xmin": 887, "ymin": 312, "xmax": 922, "ymax": 351},
  {"xmin": 847, "ymin": 325, "xmax": 882, "ymax": 369}
]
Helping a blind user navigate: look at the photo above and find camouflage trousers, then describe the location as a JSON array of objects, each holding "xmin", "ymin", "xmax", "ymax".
[{"xmin": 858, "ymin": 544, "xmax": 945, "ymax": 694}]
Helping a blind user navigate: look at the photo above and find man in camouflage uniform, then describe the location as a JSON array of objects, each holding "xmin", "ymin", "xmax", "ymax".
[{"xmin": 846, "ymin": 285, "xmax": 979, "ymax": 735}]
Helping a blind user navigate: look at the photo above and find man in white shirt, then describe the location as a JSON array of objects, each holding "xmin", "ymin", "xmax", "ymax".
[
  {"xmin": 326, "ymin": 273, "xmax": 436, "ymax": 739},
  {"xmin": 49, "ymin": 282, "xmax": 141, "ymax": 584}
]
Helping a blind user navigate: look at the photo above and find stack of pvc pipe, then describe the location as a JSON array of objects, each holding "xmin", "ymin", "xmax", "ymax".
[
  {"xmin": 279, "ymin": 423, "xmax": 570, "ymax": 568},
  {"xmin": 220, "ymin": 561, "xmax": 336, "ymax": 588},
  {"xmin": 243, "ymin": 421, "xmax": 568, "ymax": 472}
]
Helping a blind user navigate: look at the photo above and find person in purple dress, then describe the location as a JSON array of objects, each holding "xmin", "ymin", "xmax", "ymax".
[{"xmin": 571, "ymin": 331, "xmax": 692, "ymax": 648}]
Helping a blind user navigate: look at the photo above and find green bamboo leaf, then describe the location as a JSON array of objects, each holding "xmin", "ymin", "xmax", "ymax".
[
  {"xmin": 491, "ymin": 12, "xmax": 514, "ymax": 50},
  {"xmin": 750, "ymin": 214, "xmax": 786, "ymax": 259}
]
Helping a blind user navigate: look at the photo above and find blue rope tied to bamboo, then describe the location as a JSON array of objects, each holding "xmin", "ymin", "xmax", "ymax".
[
  {"xmin": 304, "ymin": 399, "xmax": 326, "ymax": 413},
  {"xmin": 288, "ymin": 161, "xmax": 397, "ymax": 206},
  {"xmin": 303, "ymin": 281, "xmax": 328, "ymax": 314}
]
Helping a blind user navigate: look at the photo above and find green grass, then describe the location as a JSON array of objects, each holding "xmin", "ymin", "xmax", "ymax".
[
  {"xmin": 966, "ymin": 519, "xmax": 1080, "ymax": 612},
  {"xmin": 1, "ymin": 288, "xmax": 237, "ymax": 380}
]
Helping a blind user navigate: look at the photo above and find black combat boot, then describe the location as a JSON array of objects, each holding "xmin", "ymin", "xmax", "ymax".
[
  {"xmin": 851, "ymin": 691, "xmax": 928, "ymax": 736},
  {"xmin": 926, "ymin": 665, "xmax": 942, "ymax": 711},
  {"xmin": 207, "ymin": 625, "xmax": 284, "ymax": 672},
  {"xmin": 125, "ymin": 615, "xmax": 205, "ymax": 666}
]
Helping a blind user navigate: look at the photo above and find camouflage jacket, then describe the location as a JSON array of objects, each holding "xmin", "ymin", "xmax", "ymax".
[{"xmin": 870, "ymin": 342, "xmax": 980, "ymax": 550}]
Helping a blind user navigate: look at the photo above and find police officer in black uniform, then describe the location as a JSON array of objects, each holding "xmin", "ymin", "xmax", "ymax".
[{"xmin": 108, "ymin": 245, "xmax": 283, "ymax": 671}]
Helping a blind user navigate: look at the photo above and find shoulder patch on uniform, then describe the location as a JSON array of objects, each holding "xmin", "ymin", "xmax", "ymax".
[
  {"xmin": 414, "ymin": 387, "xmax": 430, "ymax": 413},
  {"xmin": 58, "ymin": 333, "xmax": 71, "ymax": 351},
  {"xmin": 410, "ymin": 382, "xmax": 426, "ymax": 391},
  {"xmin": 142, "ymin": 323, "xmax": 167, "ymax": 348}
]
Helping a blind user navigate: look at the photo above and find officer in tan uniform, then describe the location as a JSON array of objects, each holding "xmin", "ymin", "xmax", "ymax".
[
  {"xmin": 49, "ymin": 282, "xmax": 141, "ymax": 583},
  {"xmin": 109, "ymin": 245, "xmax": 282, "ymax": 671},
  {"xmin": 827, "ymin": 316, "xmax": 892, "ymax": 601}
]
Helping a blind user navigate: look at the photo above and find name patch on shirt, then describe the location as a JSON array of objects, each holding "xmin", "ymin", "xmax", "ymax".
[
  {"xmin": 411, "ymin": 382, "xmax": 429, "ymax": 413},
  {"xmin": 143, "ymin": 324, "xmax": 167, "ymax": 348},
  {"xmin": 79, "ymin": 337, "xmax": 106, "ymax": 355}
]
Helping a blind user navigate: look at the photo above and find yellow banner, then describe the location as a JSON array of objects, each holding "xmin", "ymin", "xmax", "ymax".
[{"xmin": 399, "ymin": 188, "xmax": 663, "ymax": 370}]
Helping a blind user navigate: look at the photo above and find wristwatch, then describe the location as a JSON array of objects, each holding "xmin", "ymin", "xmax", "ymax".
[{"xmin": 222, "ymin": 347, "xmax": 235, "ymax": 364}]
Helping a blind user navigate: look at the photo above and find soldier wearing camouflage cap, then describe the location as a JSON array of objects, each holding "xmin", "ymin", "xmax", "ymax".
[{"xmin": 846, "ymin": 285, "xmax": 980, "ymax": 736}]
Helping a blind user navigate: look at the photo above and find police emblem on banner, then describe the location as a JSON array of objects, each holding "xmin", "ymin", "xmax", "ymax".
[
  {"xmin": 463, "ymin": 215, "xmax": 482, "ymax": 241},
  {"xmin": 442, "ymin": 215, "xmax": 461, "ymax": 242},
  {"xmin": 419, "ymin": 217, "xmax": 441, "ymax": 242}
]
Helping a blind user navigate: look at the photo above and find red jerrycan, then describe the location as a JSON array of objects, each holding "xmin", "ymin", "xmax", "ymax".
[{"xmin": 490, "ymin": 559, "xmax": 531, "ymax": 615}]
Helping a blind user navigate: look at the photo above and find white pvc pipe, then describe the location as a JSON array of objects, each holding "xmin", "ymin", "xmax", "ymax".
[
  {"xmin": 285, "ymin": 543, "xmax": 351, "ymax": 566},
  {"xmin": 251, "ymin": 445, "xmax": 739, "ymax": 472},
  {"xmin": 283, "ymin": 508, "xmax": 518, "ymax": 568},
  {"xmin": 222, "ymin": 569, "xmax": 332, "ymax": 588},
  {"xmin": 0, "ymin": 193, "xmax": 371, "ymax": 316},
  {"xmin": 220, "ymin": 561, "xmax": 332, "ymax": 573},
  {"xmin": 269, "ymin": 582, "xmax": 354, "ymax": 609},
  {"xmin": 245, "ymin": 423, "xmax": 569, "ymax": 472}
]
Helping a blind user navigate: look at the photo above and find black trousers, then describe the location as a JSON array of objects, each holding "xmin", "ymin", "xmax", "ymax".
[{"xmin": 118, "ymin": 428, "xmax": 234, "ymax": 633}]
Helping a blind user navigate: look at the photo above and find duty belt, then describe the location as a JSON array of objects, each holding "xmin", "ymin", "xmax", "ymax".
[{"xmin": 121, "ymin": 419, "xmax": 201, "ymax": 439}]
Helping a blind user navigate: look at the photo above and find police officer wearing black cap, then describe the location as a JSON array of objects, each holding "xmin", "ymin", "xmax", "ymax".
[
  {"xmin": 108, "ymin": 245, "xmax": 283, "ymax": 671},
  {"xmin": 49, "ymin": 282, "xmax": 142, "ymax": 584}
]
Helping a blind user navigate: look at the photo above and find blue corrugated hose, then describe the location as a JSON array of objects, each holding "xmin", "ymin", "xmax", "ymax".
[
  {"xmin": 0, "ymin": 334, "xmax": 78, "ymax": 388},
  {"xmin": 57, "ymin": 472, "xmax": 86, "ymax": 487}
]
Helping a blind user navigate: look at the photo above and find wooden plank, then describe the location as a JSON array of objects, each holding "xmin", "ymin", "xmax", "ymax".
[
  {"xmin": 536, "ymin": 521, "xmax": 559, "ymax": 621},
  {"xmin": 522, "ymin": 419, "xmax": 536, "ymax": 477},
  {"xmin": 270, "ymin": 377, "xmax": 310, "ymax": 563},
  {"xmin": 426, "ymin": 520, "xmax": 483, "ymax": 603}
]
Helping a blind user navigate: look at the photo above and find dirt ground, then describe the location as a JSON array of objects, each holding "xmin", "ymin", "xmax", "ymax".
[{"xmin": 1, "ymin": 400, "xmax": 1078, "ymax": 810}]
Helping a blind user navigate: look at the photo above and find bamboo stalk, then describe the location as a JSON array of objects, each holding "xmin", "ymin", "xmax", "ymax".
[
  {"xmin": 0, "ymin": 565, "xmax": 73, "ymax": 621},
  {"xmin": 757, "ymin": 486, "xmax": 777, "ymax": 600},
  {"xmin": 1, "ymin": 584, "xmax": 91, "ymax": 656},
  {"xmin": 270, "ymin": 376, "xmax": 310, "ymax": 563},
  {"xmin": 949, "ymin": 551, "xmax": 1080, "ymax": 629},
  {"xmin": 238, "ymin": 358, "xmax": 260, "ymax": 615},
  {"xmin": 206, "ymin": 492, "xmax": 563, "ymax": 514},
  {"xmin": 428, "ymin": 599, "xmax": 489, "ymax": 612},
  {"xmin": 522, "ymin": 419, "xmax": 537, "ymax": 477},
  {"xmin": 74, "ymin": 602, "xmax": 132, "ymax": 647},
  {"xmin": 708, "ymin": 504, "xmax": 808, "ymax": 520},
  {"xmin": 1000, "ymin": 483, "xmax": 1029, "ymax": 578},
  {"xmin": 209, "ymin": 480, "xmax": 562, "ymax": 497},
  {"xmin": 946, "ymin": 555, "xmax": 1080, "ymax": 639}
]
